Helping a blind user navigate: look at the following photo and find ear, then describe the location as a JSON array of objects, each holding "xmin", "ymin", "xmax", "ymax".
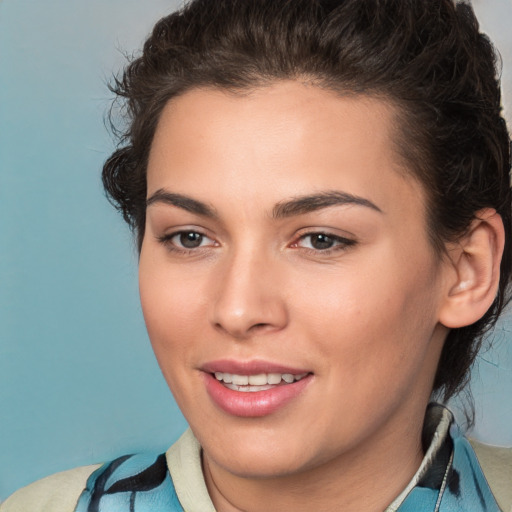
[{"xmin": 439, "ymin": 209, "xmax": 505, "ymax": 329}]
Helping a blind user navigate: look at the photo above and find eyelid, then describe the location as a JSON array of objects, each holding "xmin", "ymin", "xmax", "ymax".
[
  {"xmin": 157, "ymin": 227, "xmax": 219, "ymax": 252},
  {"xmin": 290, "ymin": 229, "xmax": 357, "ymax": 252}
]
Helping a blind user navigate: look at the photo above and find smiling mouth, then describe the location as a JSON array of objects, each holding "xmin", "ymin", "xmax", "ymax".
[{"xmin": 213, "ymin": 372, "xmax": 309, "ymax": 392}]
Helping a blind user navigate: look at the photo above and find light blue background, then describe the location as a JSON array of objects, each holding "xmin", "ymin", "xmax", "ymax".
[{"xmin": 1, "ymin": 0, "xmax": 511, "ymax": 502}]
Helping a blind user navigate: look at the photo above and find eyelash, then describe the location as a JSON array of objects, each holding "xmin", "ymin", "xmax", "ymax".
[
  {"xmin": 157, "ymin": 230, "xmax": 217, "ymax": 254},
  {"xmin": 291, "ymin": 232, "xmax": 357, "ymax": 254},
  {"xmin": 157, "ymin": 230, "xmax": 356, "ymax": 256}
]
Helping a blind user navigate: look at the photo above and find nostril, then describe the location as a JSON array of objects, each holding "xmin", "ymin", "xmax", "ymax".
[
  {"xmin": 249, "ymin": 323, "xmax": 272, "ymax": 333},
  {"xmin": 211, "ymin": 286, "xmax": 289, "ymax": 338}
]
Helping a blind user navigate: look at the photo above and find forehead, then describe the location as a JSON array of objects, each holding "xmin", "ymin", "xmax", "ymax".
[
  {"xmin": 150, "ymin": 82, "xmax": 396, "ymax": 166},
  {"xmin": 147, "ymin": 81, "xmax": 426, "ymax": 218}
]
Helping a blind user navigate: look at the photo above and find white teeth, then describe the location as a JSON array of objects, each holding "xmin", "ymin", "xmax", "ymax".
[
  {"xmin": 267, "ymin": 373, "xmax": 282, "ymax": 385},
  {"xmin": 214, "ymin": 372, "xmax": 308, "ymax": 387},
  {"xmin": 225, "ymin": 383, "xmax": 274, "ymax": 392},
  {"xmin": 248, "ymin": 374, "xmax": 267, "ymax": 385},
  {"xmin": 232, "ymin": 374, "xmax": 249, "ymax": 385}
]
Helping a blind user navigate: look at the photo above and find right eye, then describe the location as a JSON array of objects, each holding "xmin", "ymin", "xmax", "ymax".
[{"xmin": 158, "ymin": 230, "xmax": 217, "ymax": 251}]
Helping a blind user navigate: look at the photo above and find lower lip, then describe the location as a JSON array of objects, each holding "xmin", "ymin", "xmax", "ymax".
[{"xmin": 203, "ymin": 373, "xmax": 312, "ymax": 417}]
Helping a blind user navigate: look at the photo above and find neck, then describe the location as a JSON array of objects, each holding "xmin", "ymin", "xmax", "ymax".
[{"xmin": 203, "ymin": 407, "xmax": 427, "ymax": 512}]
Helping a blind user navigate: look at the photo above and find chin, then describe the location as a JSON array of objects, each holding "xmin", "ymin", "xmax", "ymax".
[
  {"xmin": 199, "ymin": 424, "xmax": 327, "ymax": 479},
  {"xmin": 212, "ymin": 449, "xmax": 311, "ymax": 479}
]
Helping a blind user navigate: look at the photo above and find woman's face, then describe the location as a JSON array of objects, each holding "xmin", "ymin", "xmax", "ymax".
[{"xmin": 139, "ymin": 81, "xmax": 451, "ymax": 479}]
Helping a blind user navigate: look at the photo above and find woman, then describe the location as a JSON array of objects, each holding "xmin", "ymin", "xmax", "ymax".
[{"xmin": 2, "ymin": 0, "xmax": 511, "ymax": 510}]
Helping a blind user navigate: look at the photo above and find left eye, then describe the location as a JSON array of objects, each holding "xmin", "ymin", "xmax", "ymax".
[
  {"xmin": 167, "ymin": 231, "xmax": 215, "ymax": 249},
  {"xmin": 295, "ymin": 233, "xmax": 354, "ymax": 251}
]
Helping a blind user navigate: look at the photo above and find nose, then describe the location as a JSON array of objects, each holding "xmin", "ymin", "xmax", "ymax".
[{"xmin": 210, "ymin": 248, "xmax": 289, "ymax": 340}]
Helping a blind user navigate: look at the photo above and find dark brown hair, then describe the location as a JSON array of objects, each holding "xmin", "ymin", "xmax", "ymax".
[{"xmin": 103, "ymin": 0, "xmax": 512, "ymax": 402}]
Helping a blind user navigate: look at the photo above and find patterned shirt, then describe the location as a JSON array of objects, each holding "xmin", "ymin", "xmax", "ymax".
[{"xmin": 74, "ymin": 404, "xmax": 503, "ymax": 512}]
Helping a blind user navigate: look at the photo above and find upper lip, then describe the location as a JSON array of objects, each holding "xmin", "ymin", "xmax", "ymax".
[{"xmin": 201, "ymin": 359, "xmax": 311, "ymax": 375}]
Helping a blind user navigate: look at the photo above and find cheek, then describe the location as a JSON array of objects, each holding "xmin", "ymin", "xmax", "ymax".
[
  {"xmin": 139, "ymin": 253, "xmax": 208, "ymax": 361},
  {"xmin": 139, "ymin": 266, "xmax": 211, "ymax": 417},
  {"xmin": 291, "ymin": 249, "xmax": 441, "ymax": 373}
]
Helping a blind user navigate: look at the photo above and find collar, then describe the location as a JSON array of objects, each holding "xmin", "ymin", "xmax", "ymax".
[
  {"xmin": 75, "ymin": 404, "xmax": 502, "ymax": 512},
  {"xmin": 388, "ymin": 403, "xmax": 501, "ymax": 512}
]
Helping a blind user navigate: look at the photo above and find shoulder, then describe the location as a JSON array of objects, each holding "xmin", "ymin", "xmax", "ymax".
[
  {"xmin": 0, "ymin": 430, "xmax": 213, "ymax": 512},
  {"xmin": 469, "ymin": 438, "xmax": 512, "ymax": 512},
  {"xmin": 0, "ymin": 464, "xmax": 101, "ymax": 512},
  {"xmin": 71, "ymin": 431, "xmax": 214, "ymax": 512}
]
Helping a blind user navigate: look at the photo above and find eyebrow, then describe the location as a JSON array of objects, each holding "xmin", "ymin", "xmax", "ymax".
[
  {"xmin": 146, "ymin": 189, "xmax": 382, "ymax": 219},
  {"xmin": 272, "ymin": 191, "xmax": 382, "ymax": 218},
  {"xmin": 146, "ymin": 189, "xmax": 218, "ymax": 218}
]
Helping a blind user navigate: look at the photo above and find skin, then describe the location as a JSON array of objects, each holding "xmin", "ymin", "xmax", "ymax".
[{"xmin": 139, "ymin": 81, "xmax": 455, "ymax": 511}]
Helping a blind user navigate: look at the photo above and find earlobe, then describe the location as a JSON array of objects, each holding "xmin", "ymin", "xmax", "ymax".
[{"xmin": 439, "ymin": 209, "xmax": 504, "ymax": 329}]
